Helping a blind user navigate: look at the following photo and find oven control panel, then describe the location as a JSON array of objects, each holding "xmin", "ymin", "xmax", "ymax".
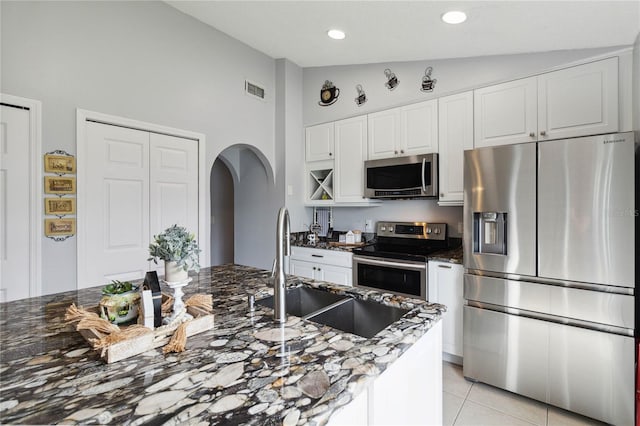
[{"xmin": 376, "ymin": 222, "xmax": 447, "ymax": 240}]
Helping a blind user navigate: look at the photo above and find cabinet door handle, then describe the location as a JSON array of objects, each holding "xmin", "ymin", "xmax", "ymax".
[
  {"xmin": 312, "ymin": 267, "xmax": 316, "ymax": 270},
  {"xmin": 438, "ymin": 264, "xmax": 452, "ymax": 269},
  {"xmin": 394, "ymin": 150, "xmax": 398, "ymax": 154},
  {"xmin": 329, "ymin": 152, "xmax": 333, "ymax": 156},
  {"xmin": 540, "ymin": 130, "xmax": 547, "ymax": 136},
  {"xmin": 311, "ymin": 254, "xmax": 324, "ymax": 258},
  {"xmin": 400, "ymin": 150, "xmax": 404, "ymax": 154},
  {"xmin": 529, "ymin": 132, "xmax": 536, "ymax": 138},
  {"xmin": 317, "ymin": 268, "xmax": 321, "ymax": 271}
]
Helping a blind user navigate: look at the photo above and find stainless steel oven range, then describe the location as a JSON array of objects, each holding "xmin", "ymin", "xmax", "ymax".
[{"xmin": 352, "ymin": 221, "xmax": 449, "ymax": 300}]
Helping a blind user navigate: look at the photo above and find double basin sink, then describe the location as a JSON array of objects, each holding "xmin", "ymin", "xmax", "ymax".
[{"xmin": 256, "ymin": 286, "xmax": 409, "ymax": 338}]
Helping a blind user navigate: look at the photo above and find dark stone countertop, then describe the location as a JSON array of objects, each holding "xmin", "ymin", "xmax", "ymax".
[{"xmin": 0, "ymin": 264, "xmax": 444, "ymax": 425}]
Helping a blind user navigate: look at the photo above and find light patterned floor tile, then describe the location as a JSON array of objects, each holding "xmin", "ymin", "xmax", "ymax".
[
  {"xmin": 466, "ymin": 382, "xmax": 547, "ymax": 426},
  {"xmin": 443, "ymin": 361, "xmax": 472, "ymax": 398},
  {"xmin": 455, "ymin": 400, "xmax": 538, "ymax": 426},
  {"xmin": 443, "ymin": 391, "xmax": 465, "ymax": 426},
  {"xmin": 547, "ymin": 406, "xmax": 608, "ymax": 426}
]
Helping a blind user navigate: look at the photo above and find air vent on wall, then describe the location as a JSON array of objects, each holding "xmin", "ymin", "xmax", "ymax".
[{"xmin": 245, "ymin": 80, "xmax": 265, "ymax": 100}]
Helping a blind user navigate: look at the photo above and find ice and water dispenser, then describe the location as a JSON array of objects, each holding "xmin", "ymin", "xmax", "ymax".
[{"xmin": 473, "ymin": 212, "xmax": 507, "ymax": 255}]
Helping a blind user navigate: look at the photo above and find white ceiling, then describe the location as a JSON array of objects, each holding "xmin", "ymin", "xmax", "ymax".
[{"xmin": 166, "ymin": 1, "xmax": 640, "ymax": 68}]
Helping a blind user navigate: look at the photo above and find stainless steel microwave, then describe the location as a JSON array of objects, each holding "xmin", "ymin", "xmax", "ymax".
[{"xmin": 364, "ymin": 153, "xmax": 438, "ymax": 199}]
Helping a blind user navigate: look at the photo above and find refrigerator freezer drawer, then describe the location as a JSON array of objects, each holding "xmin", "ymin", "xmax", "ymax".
[
  {"xmin": 464, "ymin": 274, "xmax": 634, "ymax": 330},
  {"xmin": 463, "ymin": 306, "xmax": 634, "ymax": 426},
  {"xmin": 463, "ymin": 305, "xmax": 548, "ymax": 403}
]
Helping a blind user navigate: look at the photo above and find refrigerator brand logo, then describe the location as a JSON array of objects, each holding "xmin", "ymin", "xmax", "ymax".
[
  {"xmin": 603, "ymin": 138, "xmax": 625, "ymax": 144},
  {"xmin": 607, "ymin": 208, "xmax": 639, "ymax": 217}
]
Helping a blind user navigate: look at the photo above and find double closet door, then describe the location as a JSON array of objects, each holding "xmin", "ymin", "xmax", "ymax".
[{"xmin": 82, "ymin": 121, "xmax": 198, "ymax": 288}]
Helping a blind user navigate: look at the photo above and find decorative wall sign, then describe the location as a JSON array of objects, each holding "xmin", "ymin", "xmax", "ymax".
[
  {"xmin": 384, "ymin": 68, "xmax": 399, "ymax": 90},
  {"xmin": 44, "ymin": 151, "xmax": 75, "ymax": 174},
  {"xmin": 354, "ymin": 84, "xmax": 367, "ymax": 106},
  {"xmin": 45, "ymin": 218, "xmax": 76, "ymax": 241},
  {"xmin": 44, "ymin": 176, "xmax": 76, "ymax": 194},
  {"xmin": 319, "ymin": 80, "xmax": 340, "ymax": 106},
  {"xmin": 45, "ymin": 197, "xmax": 76, "ymax": 216},
  {"xmin": 420, "ymin": 67, "xmax": 437, "ymax": 92}
]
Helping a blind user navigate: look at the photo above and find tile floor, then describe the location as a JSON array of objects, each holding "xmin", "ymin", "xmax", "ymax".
[{"xmin": 443, "ymin": 362, "xmax": 608, "ymax": 426}]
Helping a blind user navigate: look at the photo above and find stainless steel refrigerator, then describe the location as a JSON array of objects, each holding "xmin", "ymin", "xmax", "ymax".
[{"xmin": 463, "ymin": 132, "xmax": 636, "ymax": 425}]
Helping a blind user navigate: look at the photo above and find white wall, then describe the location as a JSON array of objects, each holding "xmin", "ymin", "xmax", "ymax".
[
  {"xmin": 1, "ymin": 1, "xmax": 277, "ymax": 294},
  {"xmin": 303, "ymin": 46, "xmax": 628, "ymax": 126},
  {"xmin": 278, "ymin": 59, "xmax": 312, "ymax": 232}
]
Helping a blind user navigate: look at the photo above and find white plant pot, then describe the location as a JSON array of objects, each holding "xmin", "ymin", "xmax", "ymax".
[{"xmin": 164, "ymin": 260, "xmax": 188, "ymax": 283}]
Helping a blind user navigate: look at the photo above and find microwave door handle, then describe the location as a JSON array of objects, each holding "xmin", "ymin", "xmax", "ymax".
[{"xmin": 421, "ymin": 157, "xmax": 426, "ymax": 192}]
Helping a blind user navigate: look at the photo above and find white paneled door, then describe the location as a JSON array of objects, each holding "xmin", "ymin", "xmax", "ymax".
[
  {"xmin": 0, "ymin": 105, "xmax": 31, "ymax": 301},
  {"xmin": 82, "ymin": 122, "xmax": 198, "ymax": 288}
]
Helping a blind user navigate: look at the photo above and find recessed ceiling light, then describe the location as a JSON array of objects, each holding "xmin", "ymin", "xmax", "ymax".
[
  {"xmin": 442, "ymin": 11, "xmax": 467, "ymax": 24},
  {"xmin": 327, "ymin": 29, "xmax": 346, "ymax": 40}
]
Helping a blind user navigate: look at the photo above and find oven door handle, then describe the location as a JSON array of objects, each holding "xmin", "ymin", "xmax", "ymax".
[
  {"xmin": 421, "ymin": 157, "xmax": 426, "ymax": 193},
  {"xmin": 354, "ymin": 256, "xmax": 426, "ymax": 271}
]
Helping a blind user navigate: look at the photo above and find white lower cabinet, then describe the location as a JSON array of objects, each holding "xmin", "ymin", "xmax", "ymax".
[
  {"xmin": 289, "ymin": 247, "xmax": 352, "ymax": 286},
  {"xmin": 428, "ymin": 261, "xmax": 464, "ymax": 359},
  {"xmin": 328, "ymin": 321, "xmax": 443, "ymax": 425}
]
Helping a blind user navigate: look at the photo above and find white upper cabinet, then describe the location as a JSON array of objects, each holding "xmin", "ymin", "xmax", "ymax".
[
  {"xmin": 400, "ymin": 100, "xmax": 439, "ymax": 156},
  {"xmin": 368, "ymin": 100, "xmax": 438, "ymax": 160},
  {"xmin": 474, "ymin": 57, "xmax": 619, "ymax": 148},
  {"xmin": 438, "ymin": 91, "xmax": 473, "ymax": 205},
  {"xmin": 537, "ymin": 57, "xmax": 618, "ymax": 141},
  {"xmin": 474, "ymin": 77, "xmax": 537, "ymax": 148},
  {"xmin": 305, "ymin": 122, "xmax": 334, "ymax": 162},
  {"xmin": 334, "ymin": 116, "xmax": 368, "ymax": 203},
  {"xmin": 367, "ymin": 108, "xmax": 401, "ymax": 159}
]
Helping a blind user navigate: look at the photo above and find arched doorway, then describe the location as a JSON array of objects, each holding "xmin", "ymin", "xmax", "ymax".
[
  {"xmin": 210, "ymin": 144, "xmax": 279, "ymax": 269},
  {"xmin": 210, "ymin": 158, "xmax": 234, "ymax": 265}
]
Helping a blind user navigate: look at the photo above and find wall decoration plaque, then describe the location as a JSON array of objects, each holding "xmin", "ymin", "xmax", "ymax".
[
  {"xmin": 319, "ymin": 80, "xmax": 340, "ymax": 106},
  {"xmin": 44, "ymin": 176, "xmax": 76, "ymax": 194},
  {"xmin": 384, "ymin": 68, "xmax": 399, "ymax": 90},
  {"xmin": 44, "ymin": 152, "xmax": 76, "ymax": 174},
  {"xmin": 420, "ymin": 67, "xmax": 437, "ymax": 92},
  {"xmin": 45, "ymin": 197, "xmax": 76, "ymax": 216},
  {"xmin": 45, "ymin": 218, "xmax": 76, "ymax": 241},
  {"xmin": 354, "ymin": 84, "xmax": 367, "ymax": 106}
]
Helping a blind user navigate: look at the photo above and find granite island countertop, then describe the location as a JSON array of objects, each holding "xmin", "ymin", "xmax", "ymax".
[{"xmin": 0, "ymin": 264, "xmax": 444, "ymax": 425}]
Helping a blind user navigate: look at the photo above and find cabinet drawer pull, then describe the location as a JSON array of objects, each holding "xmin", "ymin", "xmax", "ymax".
[
  {"xmin": 311, "ymin": 254, "xmax": 324, "ymax": 258},
  {"xmin": 438, "ymin": 264, "xmax": 452, "ymax": 269}
]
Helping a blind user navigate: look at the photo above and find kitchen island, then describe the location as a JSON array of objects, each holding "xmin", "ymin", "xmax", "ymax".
[{"xmin": 0, "ymin": 265, "xmax": 444, "ymax": 425}]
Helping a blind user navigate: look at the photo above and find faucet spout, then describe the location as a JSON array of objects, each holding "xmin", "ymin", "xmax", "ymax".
[{"xmin": 273, "ymin": 206, "xmax": 290, "ymax": 323}]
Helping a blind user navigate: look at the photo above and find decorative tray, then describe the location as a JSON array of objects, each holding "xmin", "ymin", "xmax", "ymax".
[{"xmin": 74, "ymin": 294, "xmax": 214, "ymax": 363}]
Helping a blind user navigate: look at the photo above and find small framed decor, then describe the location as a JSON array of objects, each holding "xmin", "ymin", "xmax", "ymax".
[
  {"xmin": 44, "ymin": 153, "xmax": 76, "ymax": 174},
  {"xmin": 44, "ymin": 176, "xmax": 76, "ymax": 194},
  {"xmin": 44, "ymin": 197, "xmax": 76, "ymax": 216},
  {"xmin": 45, "ymin": 218, "xmax": 76, "ymax": 239}
]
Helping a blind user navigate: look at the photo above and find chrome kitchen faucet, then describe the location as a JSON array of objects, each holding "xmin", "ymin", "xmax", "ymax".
[{"xmin": 272, "ymin": 206, "xmax": 290, "ymax": 323}]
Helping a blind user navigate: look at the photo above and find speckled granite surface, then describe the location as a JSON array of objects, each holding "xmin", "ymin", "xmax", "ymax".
[
  {"xmin": 428, "ymin": 246, "xmax": 464, "ymax": 264},
  {"xmin": 0, "ymin": 264, "xmax": 444, "ymax": 425}
]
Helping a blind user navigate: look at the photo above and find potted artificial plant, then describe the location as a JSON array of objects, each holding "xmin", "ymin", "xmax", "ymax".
[
  {"xmin": 148, "ymin": 224, "xmax": 201, "ymax": 282},
  {"xmin": 99, "ymin": 280, "xmax": 140, "ymax": 324}
]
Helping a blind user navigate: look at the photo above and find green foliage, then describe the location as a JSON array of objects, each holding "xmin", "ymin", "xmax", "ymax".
[
  {"xmin": 148, "ymin": 224, "xmax": 201, "ymax": 273},
  {"xmin": 102, "ymin": 280, "xmax": 134, "ymax": 295}
]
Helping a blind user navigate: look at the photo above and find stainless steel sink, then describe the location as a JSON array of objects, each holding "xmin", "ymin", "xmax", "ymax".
[
  {"xmin": 307, "ymin": 298, "xmax": 409, "ymax": 338},
  {"xmin": 255, "ymin": 286, "xmax": 348, "ymax": 318}
]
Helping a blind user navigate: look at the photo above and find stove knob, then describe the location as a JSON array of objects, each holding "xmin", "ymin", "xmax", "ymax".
[
  {"xmin": 434, "ymin": 228, "xmax": 441, "ymax": 234},
  {"xmin": 380, "ymin": 226, "xmax": 386, "ymax": 232},
  {"xmin": 388, "ymin": 227, "xmax": 394, "ymax": 232},
  {"xmin": 426, "ymin": 227, "xmax": 432, "ymax": 234}
]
